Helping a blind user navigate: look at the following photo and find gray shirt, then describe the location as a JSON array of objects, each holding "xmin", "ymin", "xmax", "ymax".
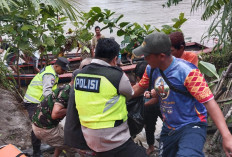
[{"xmin": 71, "ymin": 59, "xmax": 134, "ymax": 152}]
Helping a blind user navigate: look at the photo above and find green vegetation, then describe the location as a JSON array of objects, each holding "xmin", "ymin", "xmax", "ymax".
[
  {"xmin": 200, "ymin": 50, "xmax": 232, "ymax": 71},
  {"xmin": 0, "ymin": 58, "xmax": 15, "ymax": 91},
  {"xmin": 0, "ymin": 0, "xmax": 83, "ymax": 89},
  {"xmin": 0, "ymin": 0, "xmax": 230, "ymax": 93},
  {"xmin": 165, "ymin": 0, "xmax": 232, "ymax": 53}
]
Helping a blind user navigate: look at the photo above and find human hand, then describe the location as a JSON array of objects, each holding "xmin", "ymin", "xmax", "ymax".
[
  {"xmin": 144, "ymin": 91, "xmax": 151, "ymax": 99},
  {"xmin": 222, "ymin": 134, "xmax": 232, "ymax": 157},
  {"xmin": 151, "ymin": 89, "xmax": 157, "ymax": 98}
]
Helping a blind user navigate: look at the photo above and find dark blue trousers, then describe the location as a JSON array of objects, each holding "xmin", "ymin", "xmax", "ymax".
[{"xmin": 159, "ymin": 122, "xmax": 207, "ymax": 157}]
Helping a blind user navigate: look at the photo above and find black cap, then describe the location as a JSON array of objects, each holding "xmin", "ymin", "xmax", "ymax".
[
  {"xmin": 133, "ymin": 32, "xmax": 171, "ymax": 57},
  {"xmin": 55, "ymin": 57, "xmax": 70, "ymax": 71}
]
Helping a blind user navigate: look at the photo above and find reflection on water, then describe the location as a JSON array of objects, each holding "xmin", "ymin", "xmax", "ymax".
[{"xmin": 71, "ymin": 0, "xmax": 213, "ymax": 46}]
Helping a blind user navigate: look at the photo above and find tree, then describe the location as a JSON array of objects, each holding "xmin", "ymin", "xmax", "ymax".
[
  {"xmin": 0, "ymin": 0, "xmax": 78, "ymax": 21},
  {"xmin": 0, "ymin": 0, "xmax": 79, "ymax": 90}
]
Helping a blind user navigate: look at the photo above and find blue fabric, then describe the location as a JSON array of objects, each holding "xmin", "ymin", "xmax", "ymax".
[
  {"xmin": 159, "ymin": 122, "xmax": 207, "ymax": 157},
  {"xmin": 146, "ymin": 57, "xmax": 207, "ymax": 130}
]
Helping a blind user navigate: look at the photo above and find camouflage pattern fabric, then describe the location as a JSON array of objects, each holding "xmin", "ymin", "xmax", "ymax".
[{"xmin": 32, "ymin": 84, "xmax": 71, "ymax": 129}]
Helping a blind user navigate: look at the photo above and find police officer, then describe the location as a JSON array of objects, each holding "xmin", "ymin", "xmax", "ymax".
[
  {"xmin": 73, "ymin": 38, "xmax": 147, "ymax": 157},
  {"xmin": 23, "ymin": 57, "xmax": 69, "ymax": 157}
]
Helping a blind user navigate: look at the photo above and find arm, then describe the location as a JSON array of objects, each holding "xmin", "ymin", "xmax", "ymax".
[
  {"xmin": 204, "ymin": 99, "xmax": 232, "ymax": 156},
  {"xmin": 132, "ymin": 68, "xmax": 150, "ymax": 98},
  {"xmin": 91, "ymin": 38, "xmax": 95, "ymax": 57},
  {"xmin": 132, "ymin": 83, "xmax": 147, "ymax": 98},
  {"xmin": 184, "ymin": 69, "xmax": 232, "ymax": 156},
  {"xmin": 42, "ymin": 74, "xmax": 56, "ymax": 97},
  {"xmin": 51, "ymin": 102, "xmax": 67, "ymax": 120},
  {"xmin": 119, "ymin": 73, "xmax": 134, "ymax": 101},
  {"xmin": 144, "ymin": 98, "xmax": 158, "ymax": 106}
]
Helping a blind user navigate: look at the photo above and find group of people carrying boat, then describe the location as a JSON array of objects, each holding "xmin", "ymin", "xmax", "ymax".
[{"xmin": 9, "ymin": 29, "xmax": 232, "ymax": 157}]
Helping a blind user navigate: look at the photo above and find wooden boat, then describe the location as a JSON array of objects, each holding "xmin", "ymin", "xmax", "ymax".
[
  {"xmin": 11, "ymin": 42, "xmax": 212, "ymax": 86},
  {"xmin": 19, "ymin": 57, "xmax": 82, "ymax": 74},
  {"xmin": 11, "ymin": 64, "xmax": 137, "ymax": 86},
  {"xmin": 12, "ymin": 73, "xmax": 73, "ymax": 86},
  {"xmin": 185, "ymin": 42, "xmax": 212, "ymax": 54}
]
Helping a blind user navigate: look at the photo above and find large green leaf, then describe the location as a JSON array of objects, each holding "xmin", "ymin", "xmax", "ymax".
[
  {"xmin": 117, "ymin": 29, "xmax": 125, "ymax": 36},
  {"xmin": 21, "ymin": 24, "xmax": 34, "ymax": 31},
  {"xmin": 0, "ymin": 0, "xmax": 79, "ymax": 21},
  {"xmin": 119, "ymin": 22, "xmax": 130, "ymax": 28},
  {"xmin": 92, "ymin": 7, "xmax": 101, "ymax": 13},
  {"xmin": 198, "ymin": 61, "xmax": 219, "ymax": 79}
]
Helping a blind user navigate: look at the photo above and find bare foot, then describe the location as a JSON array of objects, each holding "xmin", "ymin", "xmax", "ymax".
[{"xmin": 146, "ymin": 145, "xmax": 155, "ymax": 155}]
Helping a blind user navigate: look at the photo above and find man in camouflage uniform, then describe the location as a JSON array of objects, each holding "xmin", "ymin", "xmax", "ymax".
[{"xmin": 32, "ymin": 84, "xmax": 75, "ymax": 157}]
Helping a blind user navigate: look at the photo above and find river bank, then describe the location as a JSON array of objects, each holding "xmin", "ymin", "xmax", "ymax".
[{"xmin": 0, "ymin": 84, "xmax": 227, "ymax": 156}]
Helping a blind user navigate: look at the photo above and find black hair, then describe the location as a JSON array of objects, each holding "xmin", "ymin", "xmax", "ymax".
[
  {"xmin": 135, "ymin": 61, "xmax": 148, "ymax": 79},
  {"xmin": 95, "ymin": 38, "xmax": 120, "ymax": 62},
  {"xmin": 95, "ymin": 26, "xmax": 100, "ymax": 30}
]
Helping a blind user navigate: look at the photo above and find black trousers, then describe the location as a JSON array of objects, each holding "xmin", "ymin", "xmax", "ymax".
[
  {"xmin": 144, "ymin": 103, "xmax": 162, "ymax": 146},
  {"xmin": 96, "ymin": 138, "xmax": 147, "ymax": 157},
  {"xmin": 24, "ymin": 103, "xmax": 41, "ymax": 154}
]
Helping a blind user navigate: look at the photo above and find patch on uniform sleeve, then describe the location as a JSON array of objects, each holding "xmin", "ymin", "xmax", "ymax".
[{"xmin": 75, "ymin": 76, "xmax": 101, "ymax": 93}]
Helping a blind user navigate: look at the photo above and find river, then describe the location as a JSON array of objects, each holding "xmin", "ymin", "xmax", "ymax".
[{"xmin": 72, "ymin": 0, "xmax": 214, "ymax": 47}]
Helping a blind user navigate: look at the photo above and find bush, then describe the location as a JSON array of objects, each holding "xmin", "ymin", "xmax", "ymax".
[
  {"xmin": 199, "ymin": 49, "xmax": 232, "ymax": 70},
  {"xmin": 0, "ymin": 59, "xmax": 16, "ymax": 91}
]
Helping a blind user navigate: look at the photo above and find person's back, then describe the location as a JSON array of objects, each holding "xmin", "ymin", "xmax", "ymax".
[
  {"xmin": 73, "ymin": 38, "xmax": 147, "ymax": 157},
  {"xmin": 64, "ymin": 58, "xmax": 94, "ymax": 156}
]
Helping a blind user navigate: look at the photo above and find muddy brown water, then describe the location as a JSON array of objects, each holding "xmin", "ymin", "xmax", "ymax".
[{"xmin": 67, "ymin": 0, "xmax": 214, "ymax": 47}]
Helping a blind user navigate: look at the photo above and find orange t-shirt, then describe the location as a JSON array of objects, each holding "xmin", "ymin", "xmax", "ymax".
[{"xmin": 181, "ymin": 51, "xmax": 198, "ymax": 67}]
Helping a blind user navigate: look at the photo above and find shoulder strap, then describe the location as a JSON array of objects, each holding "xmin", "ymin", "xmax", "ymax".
[
  {"xmin": 148, "ymin": 68, "xmax": 154, "ymax": 91},
  {"xmin": 159, "ymin": 69, "xmax": 192, "ymax": 97}
]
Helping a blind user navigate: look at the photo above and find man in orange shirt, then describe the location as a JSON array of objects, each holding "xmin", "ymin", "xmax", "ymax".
[{"xmin": 169, "ymin": 31, "xmax": 198, "ymax": 67}]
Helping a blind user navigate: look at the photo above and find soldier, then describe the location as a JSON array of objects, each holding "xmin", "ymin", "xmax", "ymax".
[{"xmin": 32, "ymin": 84, "xmax": 75, "ymax": 157}]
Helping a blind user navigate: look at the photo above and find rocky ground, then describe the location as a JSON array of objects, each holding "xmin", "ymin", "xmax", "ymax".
[{"xmin": 0, "ymin": 86, "xmax": 227, "ymax": 157}]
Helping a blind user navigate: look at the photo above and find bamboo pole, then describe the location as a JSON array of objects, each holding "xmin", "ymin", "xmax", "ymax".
[
  {"xmin": 213, "ymin": 63, "xmax": 232, "ymax": 96},
  {"xmin": 210, "ymin": 65, "xmax": 232, "ymax": 146}
]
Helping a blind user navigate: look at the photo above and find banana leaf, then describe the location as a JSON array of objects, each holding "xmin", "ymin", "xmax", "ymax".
[{"xmin": 198, "ymin": 61, "xmax": 219, "ymax": 79}]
